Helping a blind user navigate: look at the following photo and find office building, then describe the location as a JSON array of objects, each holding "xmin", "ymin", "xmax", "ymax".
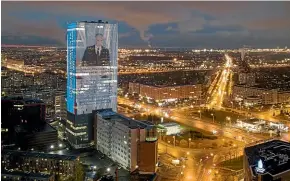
[
  {"xmin": 129, "ymin": 82, "xmax": 202, "ymax": 102},
  {"xmin": 95, "ymin": 109, "xmax": 158, "ymax": 173},
  {"xmin": 244, "ymin": 139, "xmax": 290, "ymax": 181},
  {"xmin": 66, "ymin": 21, "xmax": 118, "ymax": 148},
  {"xmin": 1, "ymin": 97, "xmax": 46, "ymax": 145},
  {"xmin": 2, "ymin": 150, "xmax": 78, "ymax": 176},
  {"xmin": 54, "ymin": 91, "xmax": 67, "ymax": 120},
  {"xmin": 14, "ymin": 123, "xmax": 58, "ymax": 150}
]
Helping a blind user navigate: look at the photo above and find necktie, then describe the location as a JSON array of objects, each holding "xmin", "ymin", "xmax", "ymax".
[{"xmin": 97, "ymin": 48, "xmax": 100, "ymax": 56}]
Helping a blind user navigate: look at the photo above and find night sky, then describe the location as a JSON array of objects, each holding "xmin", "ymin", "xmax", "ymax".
[{"xmin": 2, "ymin": 1, "xmax": 290, "ymax": 48}]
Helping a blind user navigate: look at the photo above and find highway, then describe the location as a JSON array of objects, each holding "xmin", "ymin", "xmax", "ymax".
[
  {"xmin": 207, "ymin": 54, "xmax": 233, "ymax": 109},
  {"xmin": 118, "ymin": 54, "xmax": 289, "ymax": 180}
]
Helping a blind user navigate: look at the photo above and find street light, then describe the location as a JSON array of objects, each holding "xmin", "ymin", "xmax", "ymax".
[
  {"xmin": 59, "ymin": 144, "xmax": 63, "ymax": 148},
  {"xmin": 50, "ymin": 145, "xmax": 54, "ymax": 149},
  {"xmin": 188, "ymin": 138, "xmax": 191, "ymax": 148},
  {"xmin": 198, "ymin": 110, "xmax": 201, "ymax": 119},
  {"xmin": 107, "ymin": 168, "xmax": 111, "ymax": 172},
  {"xmin": 166, "ymin": 141, "xmax": 170, "ymax": 154},
  {"xmin": 226, "ymin": 116, "xmax": 231, "ymax": 127},
  {"xmin": 211, "ymin": 113, "xmax": 214, "ymax": 123}
]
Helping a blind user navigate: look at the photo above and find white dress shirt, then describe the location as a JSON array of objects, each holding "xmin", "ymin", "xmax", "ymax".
[{"xmin": 95, "ymin": 45, "xmax": 102, "ymax": 55}]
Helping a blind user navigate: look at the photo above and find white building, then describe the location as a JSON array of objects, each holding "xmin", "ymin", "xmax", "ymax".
[
  {"xmin": 158, "ymin": 122, "xmax": 181, "ymax": 135},
  {"xmin": 232, "ymin": 85, "xmax": 290, "ymax": 105},
  {"xmin": 54, "ymin": 91, "xmax": 67, "ymax": 120},
  {"xmin": 95, "ymin": 109, "xmax": 158, "ymax": 172}
]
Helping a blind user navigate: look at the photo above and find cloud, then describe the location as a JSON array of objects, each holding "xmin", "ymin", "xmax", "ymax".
[
  {"xmin": 119, "ymin": 32, "xmax": 132, "ymax": 38},
  {"xmin": 166, "ymin": 26, "xmax": 173, "ymax": 31},
  {"xmin": 177, "ymin": 17, "xmax": 207, "ymax": 33},
  {"xmin": 2, "ymin": 1, "xmax": 290, "ymax": 47},
  {"xmin": 2, "ymin": 15, "xmax": 65, "ymax": 45}
]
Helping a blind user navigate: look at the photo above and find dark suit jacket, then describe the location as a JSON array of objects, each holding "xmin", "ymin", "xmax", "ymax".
[{"xmin": 82, "ymin": 45, "xmax": 110, "ymax": 66}]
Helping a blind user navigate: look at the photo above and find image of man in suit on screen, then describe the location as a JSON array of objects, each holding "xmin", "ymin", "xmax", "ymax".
[{"xmin": 82, "ymin": 33, "xmax": 110, "ymax": 66}]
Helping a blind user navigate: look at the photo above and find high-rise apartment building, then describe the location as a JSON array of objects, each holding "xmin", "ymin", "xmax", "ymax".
[
  {"xmin": 66, "ymin": 21, "xmax": 118, "ymax": 148},
  {"xmin": 95, "ymin": 109, "xmax": 158, "ymax": 173}
]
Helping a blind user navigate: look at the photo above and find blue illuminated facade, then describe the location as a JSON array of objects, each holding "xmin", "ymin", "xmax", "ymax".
[
  {"xmin": 66, "ymin": 21, "xmax": 118, "ymax": 149},
  {"xmin": 66, "ymin": 22, "xmax": 77, "ymax": 114}
]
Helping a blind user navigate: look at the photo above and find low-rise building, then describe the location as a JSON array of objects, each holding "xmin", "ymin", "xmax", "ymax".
[
  {"xmin": 1, "ymin": 150, "xmax": 78, "ymax": 176},
  {"xmin": 1, "ymin": 170, "xmax": 55, "ymax": 181},
  {"xmin": 94, "ymin": 109, "xmax": 158, "ymax": 173},
  {"xmin": 244, "ymin": 139, "xmax": 290, "ymax": 181}
]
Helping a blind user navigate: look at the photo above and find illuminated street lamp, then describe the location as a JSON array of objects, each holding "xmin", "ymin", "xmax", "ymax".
[
  {"xmin": 211, "ymin": 113, "xmax": 214, "ymax": 123},
  {"xmin": 107, "ymin": 168, "xmax": 111, "ymax": 172},
  {"xmin": 50, "ymin": 145, "xmax": 54, "ymax": 149},
  {"xmin": 188, "ymin": 138, "xmax": 191, "ymax": 148},
  {"xmin": 226, "ymin": 116, "xmax": 231, "ymax": 127},
  {"xmin": 166, "ymin": 141, "xmax": 171, "ymax": 154},
  {"xmin": 59, "ymin": 144, "xmax": 63, "ymax": 148},
  {"xmin": 198, "ymin": 110, "xmax": 201, "ymax": 119}
]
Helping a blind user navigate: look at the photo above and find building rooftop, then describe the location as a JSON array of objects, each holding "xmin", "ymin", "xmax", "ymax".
[
  {"xmin": 237, "ymin": 118, "xmax": 266, "ymax": 125},
  {"xmin": 2, "ymin": 170, "xmax": 53, "ymax": 179},
  {"xmin": 244, "ymin": 139, "xmax": 290, "ymax": 177},
  {"xmin": 1, "ymin": 96, "xmax": 44, "ymax": 104},
  {"xmin": 159, "ymin": 122, "xmax": 180, "ymax": 127},
  {"xmin": 134, "ymin": 82, "xmax": 200, "ymax": 88},
  {"xmin": 2, "ymin": 150, "xmax": 78, "ymax": 161},
  {"xmin": 14, "ymin": 122, "xmax": 57, "ymax": 134},
  {"xmin": 97, "ymin": 109, "xmax": 155, "ymax": 129}
]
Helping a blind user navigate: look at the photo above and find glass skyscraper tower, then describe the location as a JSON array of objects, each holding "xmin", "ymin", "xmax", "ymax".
[{"xmin": 66, "ymin": 21, "xmax": 118, "ymax": 148}]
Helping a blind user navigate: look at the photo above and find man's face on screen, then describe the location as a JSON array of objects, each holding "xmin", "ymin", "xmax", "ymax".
[{"xmin": 96, "ymin": 35, "xmax": 103, "ymax": 47}]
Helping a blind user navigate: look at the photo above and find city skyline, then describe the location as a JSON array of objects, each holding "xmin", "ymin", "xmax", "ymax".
[{"xmin": 2, "ymin": 1, "xmax": 290, "ymax": 48}]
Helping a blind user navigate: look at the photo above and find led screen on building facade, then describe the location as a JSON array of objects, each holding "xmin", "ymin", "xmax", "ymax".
[{"xmin": 67, "ymin": 22, "xmax": 118, "ymax": 115}]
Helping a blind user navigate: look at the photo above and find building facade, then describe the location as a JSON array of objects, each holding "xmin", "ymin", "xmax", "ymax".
[
  {"xmin": 129, "ymin": 82, "xmax": 202, "ymax": 102},
  {"xmin": 232, "ymin": 85, "xmax": 290, "ymax": 105},
  {"xmin": 95, "ymin": 109, "xmax": 158, "ymax": 173},
  {"xmin": 54, "ymin": 91, "xmax": 67, "ymax": 120},
  {"xmin": 2, "ymin": 150, "xmax": 78, "ymax": 177},
  {"xmin": 1, "ymin": 170, "xmax": 55, "ymax": 181},
  {"xmin": 66, "ymin": 21, "xmax": 118, "ymax": 148}
]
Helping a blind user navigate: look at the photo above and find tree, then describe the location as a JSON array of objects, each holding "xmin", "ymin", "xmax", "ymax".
[{"xmin": 73, "ymin": 161, "xmax": 85, "ymax": 181}]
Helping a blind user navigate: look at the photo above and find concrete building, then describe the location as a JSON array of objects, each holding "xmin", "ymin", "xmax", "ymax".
[
  {"xmin": 1, "ymin": 150, "xmax": 78, "ymax": 176},
  {"xmin": 232, "ymin": 85, "xmax": 290, "ymax": 105},
  {"xmin": 238, "ymin": 72, "xmax": 256, "ymax": 86},
  {"xmin": 54, "ymin": 91, "xmax": 66, "ymax": 120},
  {"xmin": 244, "ymin": 139, "xmax": 290, "ymax": 181},
  {"xmin": 94, "ymin": 109, "xmax": 158, "ymax": 173},
  {"xmin": 1, "ymin": 170, "xmax": 55, "ymax": 181},
  {"xmin": 244, "ymin": 96, "xmax": 262, "ymax": 107},
  {"xmin": 129, "ymin": 82, "xmax": 202, "ymax": 102},
  {"xmin": 1, "ymin": 97, "xmax": 47, "ymax": 146}
]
